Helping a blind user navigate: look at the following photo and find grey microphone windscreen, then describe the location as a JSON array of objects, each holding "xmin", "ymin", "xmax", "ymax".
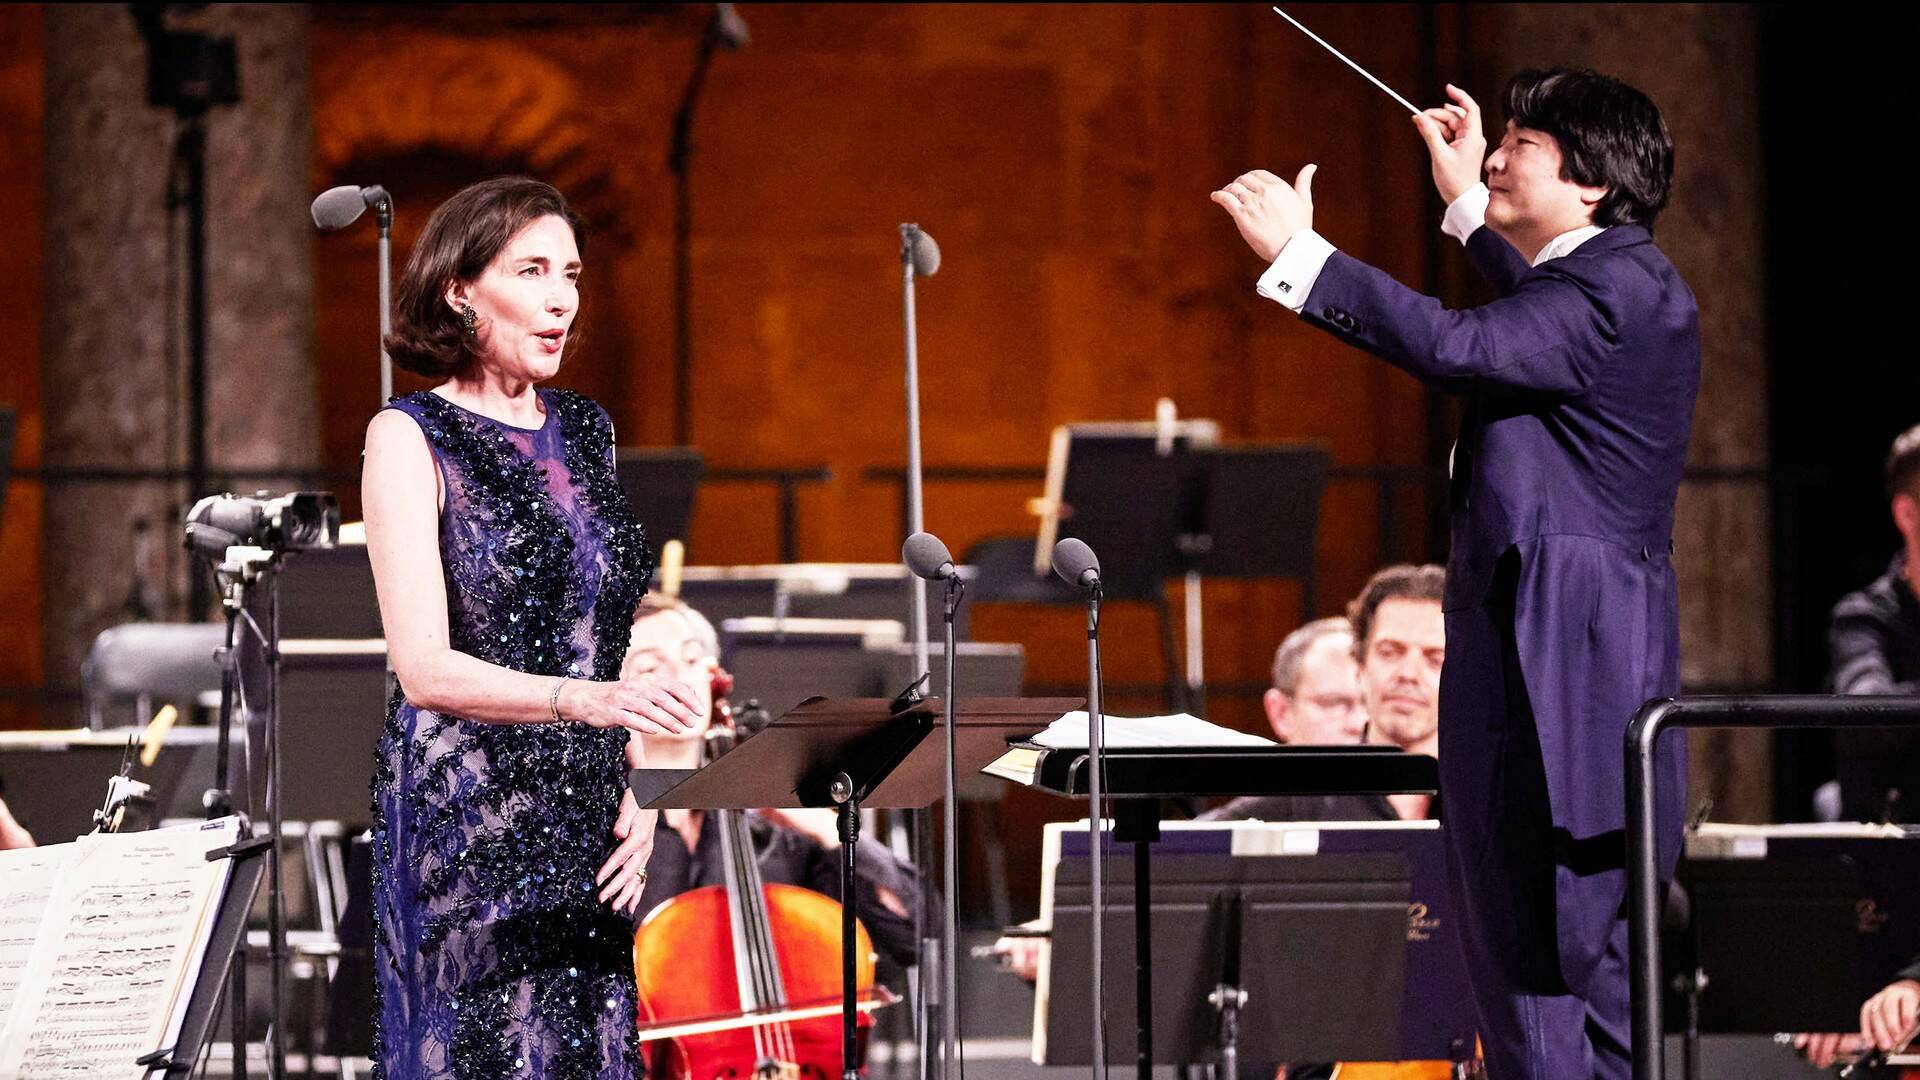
[
  {"xmin": 1051, "ymin": 537, "xmax": 1101, "ymax": 589},
  {"xmin": 312, "ymin": 185, "xmax": 368, "ymax": 230},
  {"xmin": 713, "ymin": 3, "xmax": 750, "ymax": 48},
  {"xmin": 903, "ymin": 531, "xmax": 956, "ymax": 581},
  {"xmin": 901, "ymin": 225, "xmax": 941, "ymax": 277}
]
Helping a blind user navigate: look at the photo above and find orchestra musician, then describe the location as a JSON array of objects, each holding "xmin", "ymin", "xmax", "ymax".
[
  {"xmin": 1201, "ymin": 565, "xmax": 1446, "ymax": 1080},
  {"xmin": 621, "ymin": 593, "xmax": 924, "ymax": 969},
  {"xmin": 1213, "ymin": 69, "xmax": 1698, "ymax": 1080}
]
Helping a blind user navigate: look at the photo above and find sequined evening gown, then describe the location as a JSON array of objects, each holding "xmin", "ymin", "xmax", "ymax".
[{"xmin": 371, "ymin": 388, "xmax": 653, "ymax": 1080}]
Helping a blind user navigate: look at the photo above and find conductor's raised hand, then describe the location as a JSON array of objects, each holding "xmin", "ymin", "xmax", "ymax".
[
  {"xmin": 1211, "ymin": 166, "xmax": 1316, "ymax": 262},
  {"xmin": 1412, "ymin": 83, "xmax": 1486, "ymax": 205},
  {"xmin": 572, "ymin": 673, "xmax": 703, "ymax": 735}
]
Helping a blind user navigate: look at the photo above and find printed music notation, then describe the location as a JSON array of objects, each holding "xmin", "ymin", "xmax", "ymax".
[{"xmin": 0, "ymin": 818, "xmax": 239, "ymax": 1080}]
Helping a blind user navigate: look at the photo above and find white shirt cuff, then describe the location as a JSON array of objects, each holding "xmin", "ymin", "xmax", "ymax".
[
  {"xmin": 1255, "ymin": 229, "xmax": 1337, "ymax": 312},
  {"xmin": 1441, "ymin": 183, "xmax": 1490, "ymax": 245}
]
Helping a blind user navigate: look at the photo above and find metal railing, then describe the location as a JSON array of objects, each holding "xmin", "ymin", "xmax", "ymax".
[{"xmin": 1625, "ymin": 693, "xmax": 1920, "ymax": 1079}]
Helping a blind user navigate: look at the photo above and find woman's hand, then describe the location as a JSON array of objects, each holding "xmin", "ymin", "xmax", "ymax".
[
  {"xmin": 569, "ymin": 674, "xmax": 702, "ymax": 735},
  {"xmin": 598, "ymin": 790, "xmax": 657, "ymax": 916}
]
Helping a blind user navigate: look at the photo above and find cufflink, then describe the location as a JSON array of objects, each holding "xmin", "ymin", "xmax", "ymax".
[{"xmin": 1276, "ymin": 281, "xmax": 1292, "ymax": 293}]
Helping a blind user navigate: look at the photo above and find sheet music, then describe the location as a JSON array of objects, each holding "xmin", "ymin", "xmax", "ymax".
[
  {"xmin": 0, "ymin": 818, "xmax": 239, "ymax": 1080},
  {"xmin": 1029, "ymin": 710, "xmax": 1275, "ymax": 749},
  {"xmin": 0, "ymin": 847, "xmax": 69, "ymax": 1026}
]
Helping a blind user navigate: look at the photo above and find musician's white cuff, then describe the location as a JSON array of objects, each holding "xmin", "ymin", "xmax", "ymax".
[
  {"xmin": 1442, "ymin": 183, "xmax": 1490, "ymax": 245},
  {"xmin": 1255, "ymin": 229, "xmax": 1337, "ymax": 313}
]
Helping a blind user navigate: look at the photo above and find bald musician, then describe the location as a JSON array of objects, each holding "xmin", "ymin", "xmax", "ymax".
[{"xmin": 1212, "ymin": 69, "xmax": 1699, "ymax": 1080}]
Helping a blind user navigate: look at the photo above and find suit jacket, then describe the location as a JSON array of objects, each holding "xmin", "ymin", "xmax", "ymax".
[{"xmin": 1300, "ymin": 224, "xmax": 1700, "ymax": 979}]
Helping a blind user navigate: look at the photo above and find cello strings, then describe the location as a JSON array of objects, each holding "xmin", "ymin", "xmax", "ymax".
[{"xmin": 737, "ymin": 811, "xmax": 798, "ymax": 1069}]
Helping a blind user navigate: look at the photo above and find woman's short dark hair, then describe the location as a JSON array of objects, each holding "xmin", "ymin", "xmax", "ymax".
[
  {"xmin": 384, "ymin": 176, "xmax": 585, "ymax": 379},
  {"xmin": 1503, "ymin": 67, "xmax": 1673, "ymax": 230}
]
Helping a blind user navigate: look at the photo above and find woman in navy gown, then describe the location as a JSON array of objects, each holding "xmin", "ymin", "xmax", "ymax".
[{"xmin": 362, "ymin": 176, "xmax": 702, "ymax": 1079}]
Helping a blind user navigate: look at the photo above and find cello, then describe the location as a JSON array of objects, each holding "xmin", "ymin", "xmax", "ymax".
[{"xmin": 631, "ymin": 700, "xmax": 894, "ymax": 1080}]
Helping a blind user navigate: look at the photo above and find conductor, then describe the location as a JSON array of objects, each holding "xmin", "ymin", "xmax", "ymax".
[{"xmin": 1211, "ymin": 69, "xmax": 1699, "ymax": 1080}]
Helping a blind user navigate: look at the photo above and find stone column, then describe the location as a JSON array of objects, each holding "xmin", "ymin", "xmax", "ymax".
[
  {"xmin": 1466, "ymin": 5, "xmax": 1773, "ymax": 820},
  {"xmin": 41, "ymin": 4, "xmax": 315, "ymax": 710}
]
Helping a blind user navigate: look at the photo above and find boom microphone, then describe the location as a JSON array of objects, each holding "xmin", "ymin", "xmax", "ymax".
[
  {"xmin": 902, "ymin": 531, "xmax": 957, "ymax": 582},
  {"xmin": 1050, "ymin": 537, "xmax": 1101, "ymax": 591}
]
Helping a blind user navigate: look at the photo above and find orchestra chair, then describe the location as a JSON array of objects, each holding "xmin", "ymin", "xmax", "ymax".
[{"xmin": 80, "ymin": 621, "xmax": 225, "ymax": 730}]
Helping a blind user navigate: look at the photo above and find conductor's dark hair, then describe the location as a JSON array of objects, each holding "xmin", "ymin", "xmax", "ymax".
[
  {"xmin": 1504, "ymin": 67, "xmax": 1673, "ymax": 230},
  {"xmin": 384, "ymin": 177, "xmax": 585, "ymax": 379},
  {"xmin": 1346, "ymin": 564, "xmax": 1446, "ymax": 665},
  {"xmin": 1888, "ymin": 423, "xmax": 1920, "ymax": 502}
]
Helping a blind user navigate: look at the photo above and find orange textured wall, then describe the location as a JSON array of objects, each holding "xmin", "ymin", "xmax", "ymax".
[
  {"xmin": 0, "ymin": 4, "xmax": 44, "ymax": 728},
  {"xmin": 305, "ymin": 4, "xmax": 1455, "ymax": 912},
  {"xmin": 308, "ymin": 3, "xmax": 1451, "ymax": 716}
]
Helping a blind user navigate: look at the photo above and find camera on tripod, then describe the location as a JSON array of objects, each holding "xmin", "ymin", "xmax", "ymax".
[{"xmin": 183, "ymin": 491, "xmax": 340, "ymax": 563}]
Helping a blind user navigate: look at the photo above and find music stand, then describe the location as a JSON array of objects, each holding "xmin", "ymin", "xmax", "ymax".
[
  {"xmin": 137, "ymin": 835, "xmax": 272, "ymax": 1078},
  {"xmin": 1042, "ymin": 851, "xmax": 1411, "ymax": 1066},
  {"xmin": 1678, "ymin": 855, "xmax": 1864, "ymax": 1033},
  {"xmin": 1034, "ymin": 426, "xmax": 1331, "ymax": 714},
  {"xmin": 1010, "ymin": 743, "xmax": 1438, "ymax": 1074},
  {"xmin": 631, "ymin": 693, "xmax": 1079, "ymax": 1080},
  {"xmin": 617, "ymin": 447, "xmax": 703, "ymax": 547}
]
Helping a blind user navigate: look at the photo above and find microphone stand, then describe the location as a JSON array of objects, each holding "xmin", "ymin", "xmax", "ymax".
[
  {"xmin": 1084, "ymin": 580, "xmax": 1107, "ymax": 1080},
  {"xmin": 375, "ymin": 193, "xmax": 393, "ymax": 404},
  {"xmin": 939, "ymin": 571, "xmax": 965, "ymax": 1080},
  {"xmin": 900, "ymin": 225, "xmax": 939, "ymax": 1080}
]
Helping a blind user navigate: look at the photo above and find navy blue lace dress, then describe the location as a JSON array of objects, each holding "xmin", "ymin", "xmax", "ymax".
[{"xmin": 371, "ymin": 388, "xmax": 652, "ymax": 1080}]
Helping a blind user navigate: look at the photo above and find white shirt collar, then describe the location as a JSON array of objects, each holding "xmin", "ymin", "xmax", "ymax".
[{"xmin": 1531, "ymin": 224, "xmax": 1607, "ymax": 267}]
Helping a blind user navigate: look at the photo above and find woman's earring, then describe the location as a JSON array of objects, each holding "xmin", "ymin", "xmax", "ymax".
[{"xmin": 459, "ymin": 305, "xmax": 478, "ymax": 337}]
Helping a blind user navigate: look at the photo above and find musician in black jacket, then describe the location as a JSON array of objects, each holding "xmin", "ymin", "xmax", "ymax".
[
  {"xmin": 1828, "ymin": 423, "xmax": 1920, "ymax": 822},
  {"xmin": 1204, "ymin": 564, "xmax": 1445, "ymax": 826}
]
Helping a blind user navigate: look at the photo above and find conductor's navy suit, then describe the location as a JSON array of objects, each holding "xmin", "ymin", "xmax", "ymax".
[{"xmin": 1299, "ymin": 222, "xmax": 1700, "ymax": 1079}]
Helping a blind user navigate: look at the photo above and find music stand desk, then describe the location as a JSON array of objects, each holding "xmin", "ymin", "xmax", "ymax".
[
  {"xmin": 1009, "ymin": 743, "xmax": 1439, "ymax": 1071},
  {"xmin": 629, "ymin": 695, "xmax": 1080, "ymax": 1078}
]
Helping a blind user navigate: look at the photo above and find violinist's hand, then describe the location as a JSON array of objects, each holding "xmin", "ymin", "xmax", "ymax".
[
  {"xmin": 1412, "ymin": 83, "xmax": 1487, "ymax": 205},
  {"xmin": 1793, "ymin": 1031, "xmax": 1864, "ymax": 1069},
  {"xmin": 1864, "ymin": 978, "xmax": 1920, "ymax": 1052},
  {"xmin": 598, "ymin": 790, "xmax": 657, "ymax": 917},
  {"xmin": 1211, "ymin": 166, "xmax": 1316, "ymax": 263},
  {"xmin": 990, "ymin": 921, "xmax": 1048, "ymax": 983}
]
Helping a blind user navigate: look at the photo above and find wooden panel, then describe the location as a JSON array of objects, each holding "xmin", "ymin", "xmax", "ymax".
[{"xmin": 0, "ymin": 4, "xmax": 44, "ymax": 727}]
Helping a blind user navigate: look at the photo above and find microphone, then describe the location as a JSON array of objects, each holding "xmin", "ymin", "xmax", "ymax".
[
  {"xmin": 312, "ymin": 183, "xmax": 397, "ymax": 403},
  {"xmin": 712, "ymin": 2, "xmax": 750, "ymax": 49},
  {"xmin": 900, "ymin": 223, "xmax": 941, "ymax": 277},
  {"xmin": 902, "ymin": 531, "xmax": 956, "ymax": 582},
  {"xmin": 1051, "ymin": 537, "xmax": 1102, "ymax": 592},
  {"xmin": 311, "ymin": 183, "xmax": 392, "ymax": 230}
]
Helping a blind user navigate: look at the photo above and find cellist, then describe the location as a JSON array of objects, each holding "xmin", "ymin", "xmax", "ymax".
[{"xmin": 620, "ymin": 594, "xmax": 924, "ymax": 969}]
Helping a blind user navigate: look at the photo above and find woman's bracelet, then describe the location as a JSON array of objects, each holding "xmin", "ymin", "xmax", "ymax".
[{"xmin": 550, "ymin": 675, "xmax": 572, "ymax": 723}]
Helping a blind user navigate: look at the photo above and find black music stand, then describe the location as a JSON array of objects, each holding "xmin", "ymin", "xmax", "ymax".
[
  {"xmin": 1012, "ymin": 743, "xmax": 1438, "ymax": 1074},
  {"xmin": 1043, "ymin": 851, "xmax": 1411, "ymax": 1066},
  {"xmin": 1676, "ymin": 855, "xmax": 1864, "ymax": 1033},
  {"xmin": 137, "ymin": 835, "xmax": 271, "ymax": 1078},
  {"xmin": 631, "ymin": 693, "xmax": 1080, "ymax": 1079},
  {"xmin": 1042, "ymin": 433, "xmax": 1330, "ymax": 713},
  {"xmin": 617, "ymin": 447, "xmax": 704, "ymax": 547}
]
